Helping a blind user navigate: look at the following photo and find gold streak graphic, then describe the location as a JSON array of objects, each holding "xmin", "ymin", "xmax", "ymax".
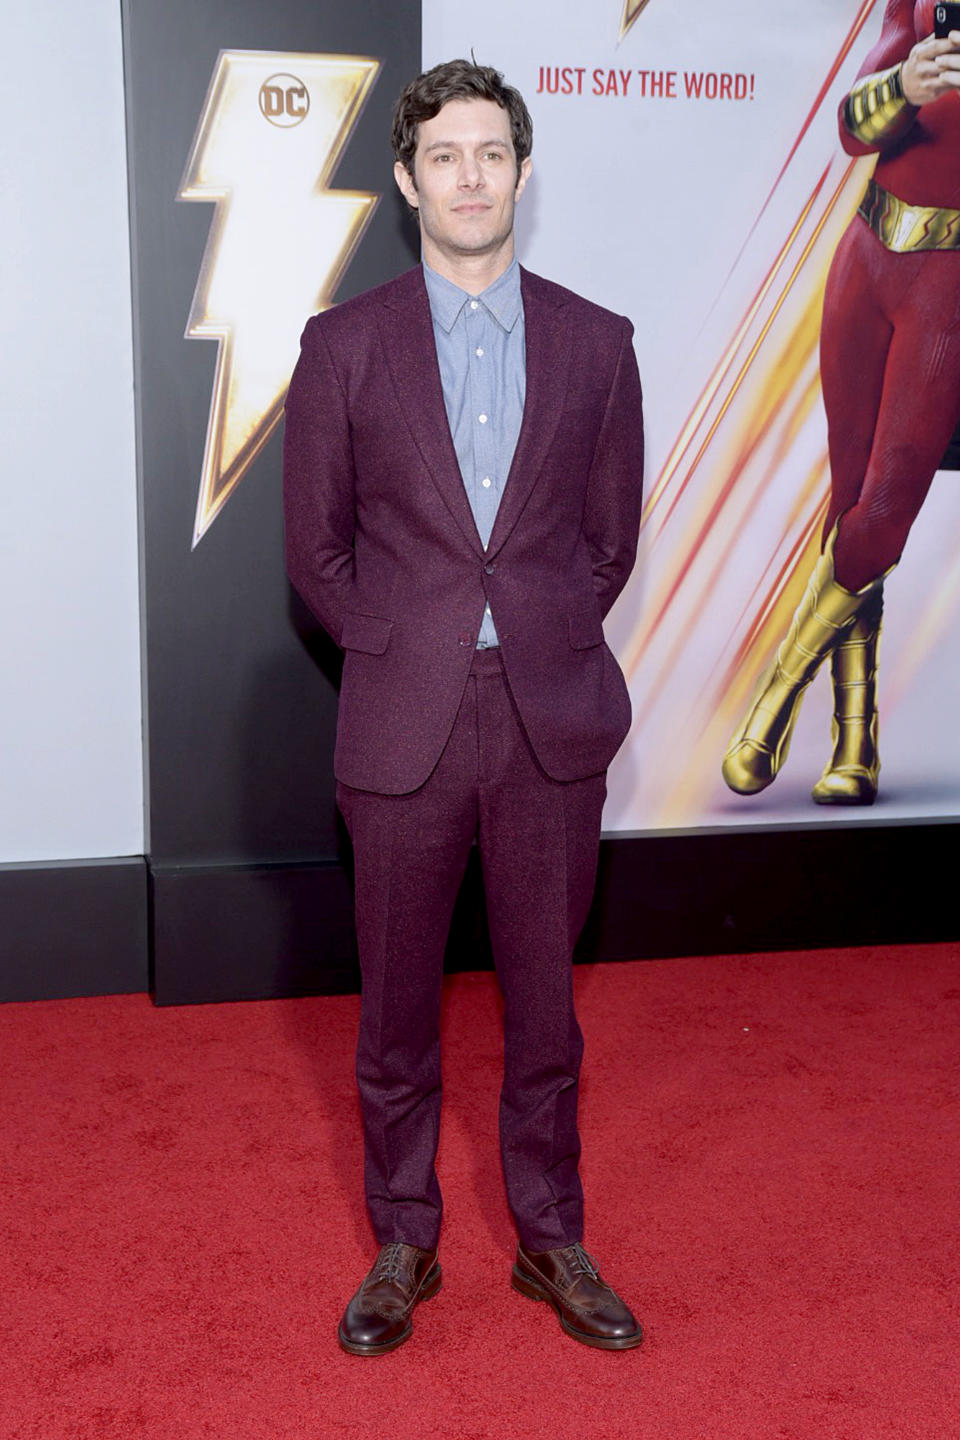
[
  {"xmin": 625, "ymin": 161, "xmax": 862, "ymax": 685},
  {"xmin": 619, "ymin": 0, "xmax": 654, "ymax": 42},
  {"xmin": 613, "ymin": 141, "xmax": 874, "ymax": 826},
  {"xmin": 641, "ymin": 169, "xmax": 830, "ymax": 533},
  {"xmin": 726, "ymin": 0, "xmax": 879, "ymax": 268},
  {"xmin": 627, "ymin": 283, "xmax": 830, "ymax": 742}
]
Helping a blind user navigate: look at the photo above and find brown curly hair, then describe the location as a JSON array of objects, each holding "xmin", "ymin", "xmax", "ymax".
[{"xmin": 392, "ymin": 59, "xmax": 533, "ymax": 180}]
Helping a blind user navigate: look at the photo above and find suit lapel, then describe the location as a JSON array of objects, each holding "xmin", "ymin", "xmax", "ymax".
[
  {"xmin": 377, "ymin": 265, "xmax": 572, "ymax": 560},
  {"xmin": 487, "ymin": 267, "xmax": 571, "ymax": 557},
  {"xmin": 378, "ymin": 269, "xmax": 484, "ymax": 556}
]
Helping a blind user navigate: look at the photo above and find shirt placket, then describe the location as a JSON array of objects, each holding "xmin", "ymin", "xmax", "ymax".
[
  {"xmin": 469, "ymin": 301, "xmax": 499, "ymax": 646},
  {"xmin": 464, "ymin": 304, "xmax": 489, "ymax": 544}
]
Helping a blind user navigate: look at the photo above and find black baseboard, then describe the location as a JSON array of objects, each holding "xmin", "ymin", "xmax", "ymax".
[
  {"xmin": 148, "ymin": 819, "xmax": 958, "ymax": 1005},
  {"xmin": 0, "ymin": 858, "xmax": 149, "ymax": 1003},
  {"xmin": 581, "ymin": 818, "xmax": 960, "ymax": 960},
  {"xmin": 150, "ymin": 860, "xmax": 359, "ymax": 1005},
  {"xmin": 4, "ymin": 823, "xmax": 956, "ymax": 1008}
]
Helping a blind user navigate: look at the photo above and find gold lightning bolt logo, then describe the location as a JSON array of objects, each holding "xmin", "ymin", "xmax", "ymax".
[
  {"xmin": 620, "ymin": 0, "xmax": 654, "ymax": 41},
  {"xmin": 178, "ymin": 50, "xmax": 380, "ymax": 546}
]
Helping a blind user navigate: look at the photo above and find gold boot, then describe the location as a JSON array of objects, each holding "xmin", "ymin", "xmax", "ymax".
[
  {"xmin": 722, "ymin": 525, "xmax": 886, "ymax": 795},
  {"xmin": 811, "ymin": 587, "xmax": 883, "ymax": 805}
]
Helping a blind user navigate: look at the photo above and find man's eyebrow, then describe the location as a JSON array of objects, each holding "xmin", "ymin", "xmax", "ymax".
[{"xmin": 421, "ymin": 138, "xmax": 511, "ymax": 153}]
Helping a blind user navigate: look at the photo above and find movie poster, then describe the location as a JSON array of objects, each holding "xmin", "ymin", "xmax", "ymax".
[{"xmin": 424, "ymin": 0, "xmax": 960, "ymax": 832}]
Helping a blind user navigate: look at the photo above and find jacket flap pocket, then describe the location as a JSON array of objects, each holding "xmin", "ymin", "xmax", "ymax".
[
  {"xmin": 340, "ymin": 612, "xmax": 393, "ymax": 655},
  {"xmin": 568, "ymin": 606, "xmax": 604, "ymax": 650}
]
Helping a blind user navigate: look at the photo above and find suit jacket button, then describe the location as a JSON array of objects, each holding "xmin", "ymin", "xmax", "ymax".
[
  {"xmin": 484, "ymin": 562, "xmax": 496, "ymax": 574},
  {"xmin": 458, "ymin": 634, "xmax": 472, "ymax": 646}
]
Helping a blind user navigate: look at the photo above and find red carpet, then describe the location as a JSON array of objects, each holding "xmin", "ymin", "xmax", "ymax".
[{"xmin": 1, "ymin": 945, "xmax": 958, "ymax": 1439}]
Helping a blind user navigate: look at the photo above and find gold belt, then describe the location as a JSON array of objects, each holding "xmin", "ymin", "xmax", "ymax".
[{"xmin": 858, "ymin": 178, "xmax": 960, "ymax": 254}]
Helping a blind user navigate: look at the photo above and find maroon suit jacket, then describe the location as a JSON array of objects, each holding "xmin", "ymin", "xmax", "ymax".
[{"xmin": 283, "ymin": 264, "xmax": 643, "ymax": 795}]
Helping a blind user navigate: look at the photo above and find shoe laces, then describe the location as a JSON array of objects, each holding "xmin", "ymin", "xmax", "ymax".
[
  {"xmin": 372, "ymin": 1242, "xmax": 412, "ymax": 1285},
  {"xmin": 559, "ymin": 1243, "xmax": 599, "ymax": 1278}
]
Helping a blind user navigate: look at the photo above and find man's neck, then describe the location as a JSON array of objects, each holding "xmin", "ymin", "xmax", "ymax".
[{"xmin": 421, "ymin": 239, "xmax": 517, "ymax": 295}]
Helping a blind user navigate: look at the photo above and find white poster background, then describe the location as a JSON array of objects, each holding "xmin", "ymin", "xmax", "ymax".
[{"xmin": 423, "ymin": 0, "xmax": 960, "ymax": 832}]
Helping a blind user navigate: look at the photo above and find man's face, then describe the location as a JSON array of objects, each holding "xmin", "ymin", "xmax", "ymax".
[{"xmin": 394, "ymin": 97, "xmax": 532, "ymax": 270}]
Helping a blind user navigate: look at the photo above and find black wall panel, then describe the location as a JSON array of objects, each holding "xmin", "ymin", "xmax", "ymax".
[{"xmin": 122, "ymin": 0, "xmax": 420, "ymax": 999}]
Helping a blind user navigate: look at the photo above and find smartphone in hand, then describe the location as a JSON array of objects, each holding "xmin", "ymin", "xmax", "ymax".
[{"xmin": 934, "ymin": 3, "xmax": 960, "ymax": 38}]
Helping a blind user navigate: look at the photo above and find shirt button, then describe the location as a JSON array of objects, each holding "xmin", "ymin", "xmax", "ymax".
[
  {"xmin": 482, "ymin": 477, "xmax": 492, "ymax": 489},
  {"xmin": 478, "ymin": 413, "xmax": 488, "ymax": 424},
  {"xmin": 469, "ymin": 300, "xmax": 479, "ymax": 310},
  {"xmin": 476, "ymin": 347, "xmax": 484, "ymax": 357}
]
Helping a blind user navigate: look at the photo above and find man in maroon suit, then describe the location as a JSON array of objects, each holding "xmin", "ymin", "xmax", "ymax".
[{"xmin": 283, "ymin": 59, "xmax": 644, "ymax": 1354}]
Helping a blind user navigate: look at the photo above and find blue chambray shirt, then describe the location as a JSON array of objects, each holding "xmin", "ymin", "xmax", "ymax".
[{"xmin": 423, "ymin": 258, "xmax": 526, "ymax": 649}]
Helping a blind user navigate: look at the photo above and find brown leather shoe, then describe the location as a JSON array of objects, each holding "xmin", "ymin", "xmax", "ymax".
[
  {"xmin": 512, "ymin": 1242, "xmax": 643, "ymax": 1350},
  {"xmin": 338, "ymin": 1242, "xmax": 441, "ymax": 1356}
]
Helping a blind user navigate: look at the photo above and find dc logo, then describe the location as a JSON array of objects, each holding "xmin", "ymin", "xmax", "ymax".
[{"xmin": 259, "ymin": 74, "xmax": 310, "ymax": 127}]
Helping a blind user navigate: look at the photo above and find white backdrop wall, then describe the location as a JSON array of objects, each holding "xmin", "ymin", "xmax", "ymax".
[{"xmin": 0, "ymin": 0, "xmax": 143, "ymax": 862}]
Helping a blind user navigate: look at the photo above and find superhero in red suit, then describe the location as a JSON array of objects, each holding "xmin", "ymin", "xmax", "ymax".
[{"xmin": 723, "ymin": 0, "xmax": 960, "ymax": 804}]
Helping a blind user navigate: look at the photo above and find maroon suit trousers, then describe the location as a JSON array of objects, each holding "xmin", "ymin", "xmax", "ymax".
[{"xmin": 336, "ymin": 648, "xmax": 606, "ymax": 1253}]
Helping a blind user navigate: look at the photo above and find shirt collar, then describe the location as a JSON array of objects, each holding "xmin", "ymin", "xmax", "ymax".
[{"xmin": 423, "ymin": 256, "xmax": 522, "ymax": 335}]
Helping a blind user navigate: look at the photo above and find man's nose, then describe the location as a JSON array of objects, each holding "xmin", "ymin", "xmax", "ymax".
[{"xmin": 458, "ymin": 156, "xmax": 483, "ymax": 187}]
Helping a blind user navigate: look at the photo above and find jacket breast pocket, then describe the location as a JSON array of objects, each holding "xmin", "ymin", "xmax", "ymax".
[
  {"xmin": 340, "ymin": 612, "xmax": 393, "ymax": 655},
  {"xmin": 568, "ymin": 606, "xmax": 604, "ymax": 650}
]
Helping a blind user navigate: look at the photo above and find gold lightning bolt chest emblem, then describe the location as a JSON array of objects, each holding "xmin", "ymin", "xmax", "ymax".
[{"xmin": 178, "ymin": 50, "xmax": 380, "ymax": 546}]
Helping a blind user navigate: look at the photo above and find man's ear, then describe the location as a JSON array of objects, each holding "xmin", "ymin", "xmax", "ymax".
[
  {"xmin": 394, "ymin": 160, "xmax": 419, "ymax": 210},
  {"xmin": 514, "ymin": 155, "xmax": 532, "ymax": 201}
]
